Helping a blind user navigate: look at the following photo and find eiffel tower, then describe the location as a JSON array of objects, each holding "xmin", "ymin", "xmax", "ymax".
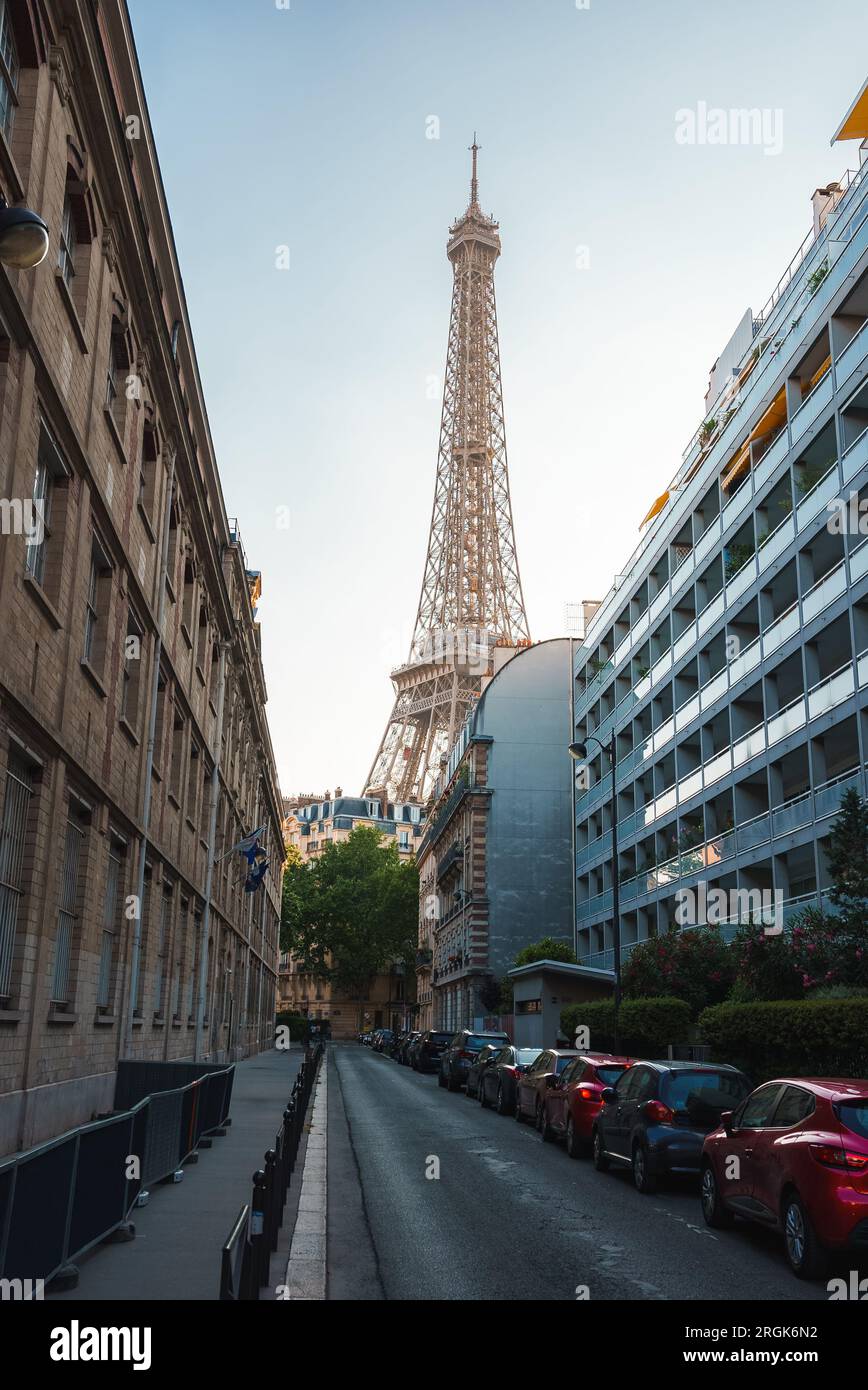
[{"xmin": 365, "ymin": 140, "xmax": 530, "ymax": 803}]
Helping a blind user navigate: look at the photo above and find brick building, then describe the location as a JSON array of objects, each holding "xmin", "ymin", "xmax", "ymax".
[{"xmin": 0, "ymin": 0, "xmax": 284, "ymax": 1155}]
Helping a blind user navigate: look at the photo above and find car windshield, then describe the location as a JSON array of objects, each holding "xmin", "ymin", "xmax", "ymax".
[
  {"xmin": 516, "ymin": 1049, "xmax": 541, "ymax": 1065},
  {"xmin": 468, "ymin": 1035, "xmax": 507, "ymax": 1050},
  {"xmin": 430, "ymin": 1033, "xmax": 451, "ymax": 1044},
  {"xmin": 837, "ymin": 1100, "xmax": 868, "ymax": 1139},
  {"xmin": 667, "ymin": 1071, "xmax": 749, "ymax": 1111},
  {"xmin": 595, "ymin": 1066, "xmax": 627, "ymax": 1086}
]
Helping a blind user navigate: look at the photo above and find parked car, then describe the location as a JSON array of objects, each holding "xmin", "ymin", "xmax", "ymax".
[
  {"xmin": 478, "ymin": 1045, "xmax": 543, "ymax": 1114},
  {"xmin": 373, "ymin": 1028, "xmax": 395, "ymax": 1054},
  {"xmin": 466, "ymin": 1044, "xmax": 505, "ymax": 1099},
  {"xmin": 515, "ymin": 1049, "xmax": 579, "ymax": 1129},
  {"xmin": 397, "ymin": 1031, "xmax": 421, "ymax": 1065},
  {"xmin": 410, "ymin": 1029, "xmax": 453, "ymax": 1073},
  {"xmin": 542, "ymin": 1053, "xmax": 634, "ymax": 1155},
  {"xmin": 593, "ymin": 1060, "xmax": 752, "ymax": 1193},
  {"xmin": 439, "ymin": 1029, "xmax": 511, "ymax": 1091},
  {"xmin": 357, "ymin": 1031, "xmax": 371, "ymax": 1045},
  {"xmin": 700, "ymin": 1076, "xmax": 868, "ymax": 1278}
]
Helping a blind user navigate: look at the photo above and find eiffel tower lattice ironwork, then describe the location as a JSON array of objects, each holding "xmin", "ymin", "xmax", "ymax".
[{"xmin": 364, "ymin": 140, "xmax": 530, "ymax": 803}]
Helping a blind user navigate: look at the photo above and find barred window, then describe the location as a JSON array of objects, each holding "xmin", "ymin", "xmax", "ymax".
[
  {"xmin": 52, "ymin": 801, "xmax": 89, "ymax": 1006},
  {"xmin": 97, "ymin": 838, "xmax": 125, "ymax": 1010}
]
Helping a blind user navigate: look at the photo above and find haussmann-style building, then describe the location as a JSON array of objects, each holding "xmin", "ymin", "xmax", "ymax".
[{"xmin": 0, "ymin": 0, "xmax": 284, "ymax": 1155}]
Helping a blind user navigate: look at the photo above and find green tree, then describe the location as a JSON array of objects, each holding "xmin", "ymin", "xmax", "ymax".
[
  {"xmin": 825, "ymin": 788, "xmax": 868, "ymax": 917},
  {"xmin": 513, "ymin": 936, "xmax": 576, "ymax": 967},
  {"xmin": 281, "ymin": 825, "xmax": 419, "ymax": 993}
]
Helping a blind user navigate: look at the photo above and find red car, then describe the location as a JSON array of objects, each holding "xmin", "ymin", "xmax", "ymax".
[
  {"xmin": 515, "ymin": 1049, "xmax": 578, "ymax": 1130},
  {"xmin": 701, "ymin": 1077, "xmax": 868, "ymax": 1278},
  {"xmin": 542, "ymin": 1053, "xmax": 633, "ymax": 1156}
]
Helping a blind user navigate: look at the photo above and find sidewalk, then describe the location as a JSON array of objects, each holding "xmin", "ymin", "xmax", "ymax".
[{"xmin": 48, "ymin": 1046, "xmax": 303, "ymax": 1302}]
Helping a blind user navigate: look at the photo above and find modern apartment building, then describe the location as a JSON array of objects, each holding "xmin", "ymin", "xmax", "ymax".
[
  {"xmin": 573, "ymin": 84, "xmax": 868, "ymax": 972},
  {"xmin": 0, "ymin": 1, "xmax": 283, "ymax": 1155},
  {"xmin": 416, "ymin": 639, "xmax": 573, "ymax": 1032}
]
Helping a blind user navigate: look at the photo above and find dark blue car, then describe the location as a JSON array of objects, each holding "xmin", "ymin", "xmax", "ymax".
[{"xmin": 592, "ymin": 1060, "xmax": 751, "ymax": 1193}]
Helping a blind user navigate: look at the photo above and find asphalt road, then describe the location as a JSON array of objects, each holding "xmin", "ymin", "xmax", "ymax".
[{"xmin": 327, "ymin": 1043, "xmax": 844, "ymax": 1302}]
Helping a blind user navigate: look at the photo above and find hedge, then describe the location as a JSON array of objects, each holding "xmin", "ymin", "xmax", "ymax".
[
  {"xmin": 698, "ymin": 998, "xmax": 868, "ymax": 1082},
  {"xmin": 275, "ymin": 1011, "xmax": 308, "ymax": 1041},
  {"xmin": 560, "ymin": 997, "xmax": 692, "ymax": 1057}
]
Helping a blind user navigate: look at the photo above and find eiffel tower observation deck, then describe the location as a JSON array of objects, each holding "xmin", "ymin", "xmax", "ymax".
[{"xmin": 365, "ymin": 141, "xmax": 531, "ymax": 804}]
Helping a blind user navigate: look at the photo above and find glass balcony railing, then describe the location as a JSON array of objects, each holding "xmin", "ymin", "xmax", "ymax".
[{"xmin": 835, "ymin": 315, "xmax": 868, "ymax": 396}]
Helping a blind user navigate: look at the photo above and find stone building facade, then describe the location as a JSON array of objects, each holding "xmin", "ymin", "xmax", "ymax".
[{"xmin": 0, "ymin": 0, "xmax": 283, "ymax": 1155}]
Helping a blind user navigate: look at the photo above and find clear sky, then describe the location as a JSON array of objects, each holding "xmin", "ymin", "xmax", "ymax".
[{"xmin": 127, "ymin": 0, "xmax": 867, "ymax": 798}]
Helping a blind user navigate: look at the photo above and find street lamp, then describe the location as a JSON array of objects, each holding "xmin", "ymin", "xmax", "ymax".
[
  {"xmin": 569, "ymin": 732, "xmax": 622, "ymax": 1051},
  {"xmin": 0, "ymin": 196, "xmax": 50, "ymax": 269}
]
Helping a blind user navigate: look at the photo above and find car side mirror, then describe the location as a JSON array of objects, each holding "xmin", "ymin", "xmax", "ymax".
[
  {"xmin": 545, "ymin": 1074, "xmax": 559, "ymax": 1089},
  {"xmin": 600, "ymin": 1087, "xmax": 618, "ymax": 1105},
  {"xmin": 721, "ymin": 1110, "xmax": 733, "ymax": 1136}
]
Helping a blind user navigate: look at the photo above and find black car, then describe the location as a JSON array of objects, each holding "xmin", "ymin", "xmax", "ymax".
[
  {"xmin": 397, "ymin": 1031, "xmax": 420, "ymax": 1065},
  {"xmin": 439, "ymin": 1029, "xmax": 511, "ymax": 1092},
  {"xmin": 465, "ymin": 1043, "xmax": 505, "ymax": 1099},
  {"xmin": 410, "ymin": 1029, "xmax": 453, "ymax": 1073},
  {"xmin": 592, "ymin": 1061, "xmax": 752, "ymax": 1193},
  {"xmin": 478, "ymin": 1045, "xmax": 543, "ymax": 1114},
  {"xmin": 373, "ymin": 1028, "xmax": 395, "ymax": 1054}
]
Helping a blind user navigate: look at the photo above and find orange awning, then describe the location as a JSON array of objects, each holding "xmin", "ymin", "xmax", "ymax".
[
  {"xmin": 749, "ymin": 388, "xmax": 788, "ymax": 445},
  {"xmin": 640, "ymin": 490, "xmax": 670, "ymax": 528},
  {"xmin": 832, "ymin": 79, "xmax": 868, "ymax": 143}
]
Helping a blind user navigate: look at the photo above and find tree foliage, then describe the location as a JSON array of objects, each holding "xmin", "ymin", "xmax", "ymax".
[
  {"xmin": 280, "ymin": 826, "xmax": 419, "ymax": 993},
  {"xmin": 513, "ymin": 936, "xmax": 576, "ymax": 967}
]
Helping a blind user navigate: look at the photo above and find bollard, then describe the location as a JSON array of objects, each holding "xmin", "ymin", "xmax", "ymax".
[
  {"xmin": 263, "ymin": 1149, "xmax": 279, "ymax": 1253},
  {"xmin": 249, "ymin": 1170, "xmax": 268, "ymax": 1295}
]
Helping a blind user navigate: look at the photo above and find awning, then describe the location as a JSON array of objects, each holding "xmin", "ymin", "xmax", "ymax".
[
  {"xmin": 640, "ymin": 490, "xmax": 670, "ymax": 528},
  {"xmin": 749, "ymin": 388, "xmax": 788, "ymax": 445},
  {"xmin": 831, "ymin": 78, "xmax": 868, "ymax": 144}
]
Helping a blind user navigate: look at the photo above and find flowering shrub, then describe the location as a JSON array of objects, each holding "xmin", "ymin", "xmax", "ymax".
[
  {"xmin": 734, "ymin": 908, "xmax": 868, "ymax": 1000},
  {"xmin": 622, "ymin": 927, "xmax": 735, "ymax": 1016}
]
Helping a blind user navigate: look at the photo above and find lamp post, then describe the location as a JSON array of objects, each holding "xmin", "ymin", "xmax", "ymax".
[
  {"xmin": 569, "ymin": 732, "xmax": 621, "ymax": 1050},
  {"xmin": 0, "ymin": 196, "xmax": 49, "ymax": 268}
]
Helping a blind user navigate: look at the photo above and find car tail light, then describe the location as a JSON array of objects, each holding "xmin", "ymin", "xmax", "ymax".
[
  {"xmin": 578, "ymin": 1088, "xmax": 599, "ymax": 1104},
  {"xmin": 810, "ymin": 1143, "xmax": 868, "ymax": 1172},
  {"xmin": 460, "ymin": 1049, "xmax": 474, "ymax": 1060},
  {"xmin": 643, "ymin": 1100, "xmax": 674, "ymax": 1125}
]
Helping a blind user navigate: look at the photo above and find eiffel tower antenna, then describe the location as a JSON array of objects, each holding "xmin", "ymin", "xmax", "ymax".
[{"xmin": 364, "ymin": 145, "xmax": 531, "ymax": 804}]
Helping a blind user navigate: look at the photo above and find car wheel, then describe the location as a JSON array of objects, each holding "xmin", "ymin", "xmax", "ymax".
[
  {"xmin": 535, "ymin": 1100, "xmax": 545, "ymax": 1134},
  {"xmin": 632, "ymin": 1142, "xmax": 657, "ymax": 1194},
  {"xmin": 701, "ymin": 1162, "xmax": 734, "ymax": 1229},
  {"xmin": 784, "ymin": 1193, "xmax": 827, "ymax": 1280},
  {"xmin": 479, "ymin": 1080, "xmax": 489, "ymax": 1108},
  {"xmin": 541, "ymin": 1105, "xmax": 555, "ymax": 1142},
  {"xmin": 592, "ymin": 1128, "xmax": 610, "ymax": 1172},
  {"xmin": 515, "ymin": 1093, "xmax": 525, "ymax": 1123},
  {"xmin": 437, "ymin": 1067, "xmax": 446, "ymax": 1088},
  {"xmin": 496, "ymin": 1084, "xmax": 508, "ymax": 1115},
  {"xmin": 447, "ymin": 1070, "xmax": 459, "ymax": 1092},
  {"xmin": 566, "ymin": 1116, "xmax": 586, "ymax": 1160}
]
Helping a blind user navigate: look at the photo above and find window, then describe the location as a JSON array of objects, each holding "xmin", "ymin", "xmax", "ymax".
[
  {"xmin": 154, "ymin": 884, "xmax": 172, "ymax": 1017},
  {"xmin": 52, "ymin": 800, "xmax": 89, "ymax": 1005},
  {"xmin": 24, "ymin": 422, "xmax": 69, "ymax": 592},
  {"xmin": 121, "ymin": 606, "xmax": 144, "ymax": 729},
  {"xmin": 97, "ymin": 837, "xmax": 124, "ymax": 1010},
  {"xmin": 771, "ymin": 1086, "xmax": 815, "ymax": 1129},
  {"xmin": 0, "ymin": 0, "xmax": 19, "ymax": 141},
  {"xmin": 138, "ymin": 418, "xmax": 158, "ymax": 520},
  {"xmin": 187, "ymin": 912, "xmax": 201, "ymax": 1020},
  {"xmin": 735, "ymin": 1083, "xmax": 784, "ymax": 1130},
  {"xmin": 169, "ymin": 706, "xmax": 185, "ymax": 801},
  {"xmin": 187, "ymin": 741, "xmax": 201, "ymax": 825},
  {"xmin": 58, "ymin": 192, "xmax": 77, "ymax": 287},
  {"xmin": 105, "ymin": 316, "xmax": 131, "ymax": 437},
  {"xmin": 0, "ymin": 754, "xmax": 34, "ymax": 1001},
  {"xmin": 172, "ymin": 900, "xmax": 187, "ymax": 1019},
  {"xmin": 82, "ymin": 533, "xmax": 112, "ymax": 673}
]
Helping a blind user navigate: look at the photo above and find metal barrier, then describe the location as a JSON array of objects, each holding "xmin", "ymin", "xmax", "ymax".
[
  {"xmin": 220, "ymin": 1045, "xmax": 323, "ymax": 1300},
  {"xmin": 0, "ymin": 1064, "xmax": 234, "ymax": 1286}
]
